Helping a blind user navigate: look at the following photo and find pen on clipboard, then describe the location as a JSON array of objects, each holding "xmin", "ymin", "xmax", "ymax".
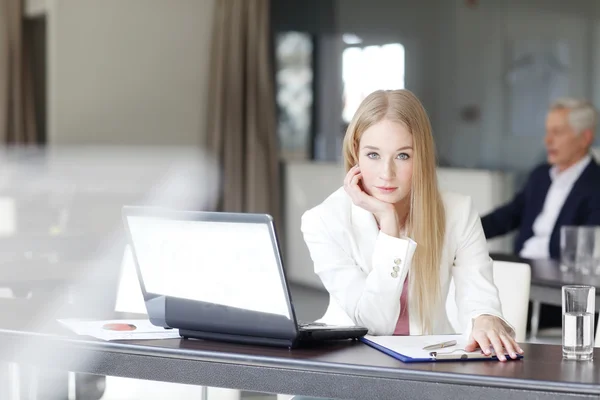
[{"xmin": 422, "ymin": 340, "xmax": 457, "ymax": 350}]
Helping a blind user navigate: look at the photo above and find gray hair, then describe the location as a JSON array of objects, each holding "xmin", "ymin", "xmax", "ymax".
[{"xmin": 550, "ymin": 97, "xmax": 598, "ymax": 134}]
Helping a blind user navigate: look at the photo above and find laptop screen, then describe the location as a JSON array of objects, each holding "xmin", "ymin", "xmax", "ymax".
[{"xmin": 126, "ymin": 215, "xmax": 291, "ymax": 318}]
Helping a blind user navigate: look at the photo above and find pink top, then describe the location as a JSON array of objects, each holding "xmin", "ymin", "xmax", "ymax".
[{"xmin": 393, "ymin": 277, "xmax": 410, "ymax": 335}]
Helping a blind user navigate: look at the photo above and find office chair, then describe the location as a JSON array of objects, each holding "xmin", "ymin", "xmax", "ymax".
[{"xmin": 446, "ymin": 260, "xmax": 531, "ymax": 342}]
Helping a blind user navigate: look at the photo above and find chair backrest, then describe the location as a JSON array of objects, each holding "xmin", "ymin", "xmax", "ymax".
[
  {"xmin": 445, "ymin": 260, "xmax": 531, "ymax": 342},
  {"xmin": 591, "ymin": 147, "xmax": 600, "ymax": 163}
]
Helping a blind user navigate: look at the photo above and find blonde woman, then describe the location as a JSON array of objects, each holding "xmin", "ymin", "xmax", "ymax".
[{"xmin": 301, "ymin": 89, "xmax": 522, "ymax": 361}]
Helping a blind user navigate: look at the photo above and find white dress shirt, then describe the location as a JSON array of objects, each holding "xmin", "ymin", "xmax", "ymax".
[
  {"xmin": 520, "ymin": 155, "xmax": 592, "ymax": 259},
  {"xmin": 301, "ymin": 188, "xmax": 512, "ymax": 337}
]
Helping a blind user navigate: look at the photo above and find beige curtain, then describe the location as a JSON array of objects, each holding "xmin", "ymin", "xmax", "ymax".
[
  {"xmin": 207, "ymin": 0, "xmax": 280, "ymax": 222},
  {"xmin": 0, "ymin": 0, "xmax": 37, "ymax": 145}
]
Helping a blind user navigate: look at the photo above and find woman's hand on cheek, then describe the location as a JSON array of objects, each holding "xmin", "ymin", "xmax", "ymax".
[{"xmin": 344, "ymin": 166, "xmax": 399, "ymax": 235}]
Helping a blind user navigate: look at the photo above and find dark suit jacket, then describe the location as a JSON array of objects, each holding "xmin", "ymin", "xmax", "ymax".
[{"xmin": 481, "ymin": 157, "xmax": 600, "ymax": 259}]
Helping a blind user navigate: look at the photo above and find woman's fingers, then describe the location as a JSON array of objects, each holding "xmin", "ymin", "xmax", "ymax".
[
  {"xmin": 350, "ymin": 175, "xmax": 370, "ymax": 206},
  {"xmin": 500, "ymin": 334, "xmax": 520, "ymax": 359},
  {"xmin": 473, "ymin": 332, "xmax": 492, "ymax": 356},
  {"xmin": 343, "ymin": 165, "xmax": 360, "ymax": 189},
  {"xmin": 470, "ymin": 316, "xmax": 523, "ymax": 362},
  {"xmin": 350, "ymin": 172, "xmax": 362, "ymax": 190},
  {"xmin": 516, "ymin": 342, "xmax": 524, "ymax": 354},
  {"xmin": 464, "ymin": 335, "xmax": 478, "ymax": 352},
  {"xmin": 488, "ymin": 331, "xmax": 507, "ymax": 361},
  {"xmin": 471, "ymin": 331, "xmax": 522, "ymax": 362}
]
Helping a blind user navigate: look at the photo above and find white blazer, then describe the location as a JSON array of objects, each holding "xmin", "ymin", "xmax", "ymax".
[{"xmin": 301, "ymin": 187, "xmax": 509, "ymax": 336}]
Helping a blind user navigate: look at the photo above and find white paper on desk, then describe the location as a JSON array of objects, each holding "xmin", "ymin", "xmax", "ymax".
[
  {"xmin": 57, "ymin": 319, "xmax": 181, "ymax": 341},
  {"xmin": 363, "ymin": 334, "xmax": 481, "ymax": 359}
]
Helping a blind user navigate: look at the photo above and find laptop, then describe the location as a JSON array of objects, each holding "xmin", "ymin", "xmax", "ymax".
[{"xmin": 121, "ymin": 207, "xmax": 368, "ymax": 348}]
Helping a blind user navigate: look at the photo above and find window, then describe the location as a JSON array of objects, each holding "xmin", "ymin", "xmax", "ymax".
[
  {"xmin": 275, "ymin": 32, "xmax": 314, "ymax": 161},
  {"xmin": 342, "ymin": 43, "xmax": 405, "ymax": 123}
]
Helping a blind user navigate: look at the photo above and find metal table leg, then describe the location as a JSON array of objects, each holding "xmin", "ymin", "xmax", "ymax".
[
  {"xmin": 18, "ymin": 366, "xmax": 69, "ymax": 400},
  {"xmin": 0, "ymin": 362, "xmax": 20, "ymax": 400},
  {"xmin": 530, "ymin": 300, "xmax": 541, "ymax": 340}
]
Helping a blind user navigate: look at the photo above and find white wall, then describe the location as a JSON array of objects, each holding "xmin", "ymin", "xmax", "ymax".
[
  {"xmin": 25, "ymin": 0, "xmax": 47, "ymax": 17},
  {"xmin": 466, "ymin": 1, "xmax": 594, "ymax": 174},
  {"xmin": 46, "ymin": 0, "xmax": 215, "ymax": 146},
  {"xmin": 335, "ymin": 0, "xmax": 441, "ymax": 119},
  {"xmin": 332, "ymin": 0, "xmax": 600, "ymax": 179}
]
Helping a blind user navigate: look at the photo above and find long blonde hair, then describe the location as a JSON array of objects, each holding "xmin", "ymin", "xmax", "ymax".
[{"xmin": 342, "ymin": 89, "xmax": 446, "ymax": 334}]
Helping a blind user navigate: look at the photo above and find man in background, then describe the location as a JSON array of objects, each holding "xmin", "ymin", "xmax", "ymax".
[
  {"xmin": 482, "ymin": 98, "xmax": 600, "ymax": 331},
  {"xmin": 482, "ymin": 98, "xmax": 600, "ymax": 259}
]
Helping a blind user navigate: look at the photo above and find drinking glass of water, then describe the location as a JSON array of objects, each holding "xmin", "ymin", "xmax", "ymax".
[
  {"xmin": 561, "ymin": 226, "xmax": 600, "ymax": 275},
  {"xmin": 560, "ymin": 226, "xmax": 579, "ymax": 273},
  {"xmin": 562, "ymin": 285, "xmax": 595, "ymax": 360},
  {"xmin": 574, "ymin": 227, "xmax": 600, "ymax": 275}
]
